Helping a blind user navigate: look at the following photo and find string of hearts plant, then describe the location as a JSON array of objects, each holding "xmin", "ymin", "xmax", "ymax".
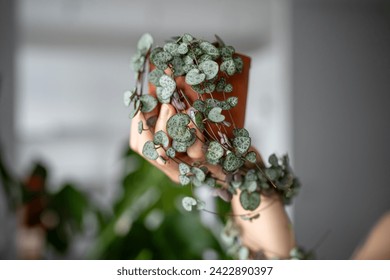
[{"xmin": 124, "ymin": 33, "xmax": 306, "ymax": 259}]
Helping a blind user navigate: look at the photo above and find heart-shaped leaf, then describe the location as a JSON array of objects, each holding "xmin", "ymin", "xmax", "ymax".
[
  {"xmin": 177, "ymin": 43, "xmax": 188, "ymax": 54},
  {"xmin": 206, "ymin": 141, "xmax": 224, "ymax": 163},
  {"xmin": 159, "ymin": 75, "xmax": 176, "ymax": 95},
  {"xmin": 149, "ymin": 69, "xmax": 164, "ymax": 86},
  {"xmin": 268, "ymin": 154, "xmax": 279, "ymax": 167},
  {"xmin": 166, "ymin": 147, "xmax": 176, "ymax": 158},
  {"xmin": 185, "ymin": 69, "xmax": 206, "ymax": 85},
  {"xmin": 167, "ymin": 113, "xmax": 192, "ymax": 142},
  {"xmin": 137, "ymin": 33, "xmax": 153, "ymax": 54},
  {"xmin": 234, "ymin": 56, "xmax": 243, "ymax": 73},
  {"xmin": 199, "ymin": 42, "xmax": 219, "ymax": 58},
  {"xmin": 156, "ymin": 87, "xmax": 171, "ymax": 104},
  {"xmin": 227, "ymin": 96, "xmax": 238, "ymax": 107},
  {"xmin": 179, "ymin": 163, "xmax": 190, "ymax": 175},
  {"xmin": 123, "ymin": 90, "xmax": 132, "ymax": 107},
  {"xmin": 239, "ymin": 190, "xmax": 261, "ymax": 211},
  {"xmin": 140, "ymin": 94, "xmax": 158, "ymax": 113},
  {"xmin": 205, "ymin": 177, "xmax": 216, "ymax": 188},
  {"xmin": 163, "ymin": 42, "xmax": 179, "ymax": 55},
  {"xmin": 153, "ymin": 130, "xmax": 169, "ymax": 148},
  {"xmin": 223, "ymin": 152, "xmax": 244, "ymax": 172},
  {"xmin": 199, "ymin": 60, "xmax": 219, "ymax": 80},
  {"xmin": 221, "ymin": 59, "xmax": 236, "ymax": 76},
  {"xmin": 233, "ymin": 136, "xmax": 251, "ymax": 155},
  {"xmin": 208, "ymin": 107, "xmax": 225, "ymax": 123},
  {"xmin": 142, "ymin": 140, "xmax": 158, "ymax": 160},
  {"xmin": 179, "ymin": 175, "xmax": 191, "ymax": 186},
  {"xmin": 171, "ymin": 57, "xmax": 185, "ymax": 76},
  {"xmin": 233, "ymin": 128, "xmax": 249, "ymax": 137},
  {"xmin": 172, "ymin": 140, "xmax": 187, "ymax": 152},
  {"xmin": 245, "ymin": 151, "xmax": 257, "ymax": 163},
  {"xmin": 182, "ymin": 196, "xmax": 197, "ymax": 211},
  {"xmin": 193, "ymin": 100, "xmax": 206, "ymax": 112},
  {"xmin": 182, "ymin": 33, "xmax": 193, "ymax": 44},
  {"xmin": 191, "ymin": 167, "xmax": 206, "ymax": 182},
  {"xmin": 129, "ymin": 99, "xmax": 141, "ymax": 119}
]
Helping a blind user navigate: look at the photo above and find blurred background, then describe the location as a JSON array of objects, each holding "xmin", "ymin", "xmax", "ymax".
[{"xmin": 0, "ymin": 0, "xmax": 389, "ymax": 259}]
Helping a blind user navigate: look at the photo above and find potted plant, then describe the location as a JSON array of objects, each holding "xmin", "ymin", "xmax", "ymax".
[{"xmin": 124, "ymin": 33, "xmax": 307, "ymax": 259}]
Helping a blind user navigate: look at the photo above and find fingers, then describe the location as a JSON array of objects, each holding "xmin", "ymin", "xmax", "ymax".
[
  {"xmin": 154, "ymin": 104, "xmax": 176, "ymax": 165},
  {"xmin": 187, "ymin": 119, "xmax": 205, "ymax": 160}
]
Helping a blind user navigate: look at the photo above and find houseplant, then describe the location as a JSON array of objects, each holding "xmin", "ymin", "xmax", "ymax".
[{"xmin": 124, "ymin": 33, "xmax": 308, "ymax": 259}]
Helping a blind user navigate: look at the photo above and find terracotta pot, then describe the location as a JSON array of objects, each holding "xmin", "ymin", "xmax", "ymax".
[{"xmin": 149, "ymin": 53, "xmax": 251, "ymax": 139}]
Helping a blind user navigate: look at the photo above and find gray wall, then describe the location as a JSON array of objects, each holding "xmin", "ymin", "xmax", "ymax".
[
  {"xmin": 292, "ymin": 0, "xmax": 390, "ymax": 259},
  {"xmin": 0, "ymin": 0, "xmax": 16, "ymax": 259}
]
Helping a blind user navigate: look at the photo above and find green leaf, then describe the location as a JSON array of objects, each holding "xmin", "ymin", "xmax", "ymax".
[
  {"xmin": 163, "ymin": 42, "xmax": 179, "ymax": 55},
  {"xmin": 233, "ymin": 136, "xmax": 251, "ymax": 155},
  {"xmin": 208, "ymin": 107, "xmax": 225, "ymax": 123},
  {"xmin": 239, "ymin": 190, "xmax": 260, "ymax": 211},
  {"xmin": 142, "ymin": 140, "xmax": 158, "ymax": 160},
  {"xmin": 131, "ymin": 51, "xmax": 145, "ymax": 72},
  {"xmin": 193, "ymin": 100, "xmax": 206, "ymax": 112},
  {"xmin": 171, "ymin": 57, "xmax": 185, "ymax": 76},
  {"xmin": 153, "ymin": 130, "xmax": 169, "ymax": 148},
  {"xmin": 177, "ymin": 43, "xmax": 188, "ymax": 54},
  {"xmin": 233, "ymin": 128, "xmax": 250, "ymax": 137},
  {"xmin": 203, "ymin": 81, "xmax": 216, "ymax": 93},
  {"xmin": 199, "ymin": 42, "xmax": 219, "ymax": 58},
  {"xmin": 199, "ymin": 60, "xmax": 219, "ymax": 80},
  {"xmin": 233, "ymin": 56, "xmax": 243, "ymax": 73},
  {"xmin": 152, "ymin": 51, "xmax": 172, "ymax": 70},
  {"xmin": 183, "ymin": 55, "xmax": 194, "ymax": 65},
  {"xmin": 148, "ymin": 69, "xmax": 164, "ymax": 86},
  {"xmin": 216, "ymin": 78, "xmax": 226, "ymax": 92},
  {"xmin": 137, "ymin": 33, "xmax": 153, "ymax": 54},
  {"xmin": 140, "ymin": 94, "xmax": 158, "ymax": 113},
  {"xmin": 179, "ymin": 163, "xmax": 190, "ymax": 175},
  {"xmin": 172, "ymin": 140, "xmax": 187, "ymax": 152},
  {"xmin": 179, "ymin": 175, "xmax": 191, "ymax": 186},
  {"xmin": 156, "ymin": 87, "xmax": 171, "ymax": 103},
  {"xmin": 246, "ymin": 181, "xmax": 258, "ymax": 193},
  {"xmin": 138, "ymin": 120, "xmax": 143, "ymax": 134},
  {"xmin": 159, "ymin": 75, "xmax": 176, "ymax": 98},
  {"xmin": 185, "ymin": 69, "xmax": 206, "ymax": 85},
  {"xmin": 227, "ymin": 96, "xmax": 238, "ymax": 107},
  {"xmin": 191, "ymin": 167, "xmax": 206, "ymax": 182},
  {"xmin": 269, "ymin": 154, "xmax": 279, "ymax": 167},
  {"xmin": 182, "ymin": 196, "xmax": 197, "ymax": 211},
  {"xmin": 245, "ymin": 151, "xmax": 257, "ymax": 163},
  {"xmin": 166, "ymin": 147, "xmax": 176, "ymax": 158},
  {"xmin": 190, "ymin": 110, "xmax": 204, "ymax": 132},
  {"xmin": 129, "ymin": 99, "xmax": 141, "ymax": 119},
  {"xmin": 206, "ymin": 141, "xmax": 224, "ymax": 163},
  {"xmin": 224, "ymin": 84, "xmax": 233, "ymax": 93},
  {"xmin": 265, "ymin": 168, "xmax": 278, "ymax": 181},
  {"xmin": 223, "ymin": 153, "xmax": 244, "ymax": 172},
  {"xmin": 123, "ymin": 90, "xmax": 132, "ymax": 107},
  {"xmin": 167, "ymin": 114, "xmax": 192, "ymax": 142},
  {"xmin": 220, "ymin": 59, "xmax": 236, "ymax": 76},
  {"xmin": 220, "ymin": 46, "xmax": 235, "ymax": 58},
  {"xmin": 182, "ymin": 33, "xmax": 194, "ymax": 44},
  {"xmin": 205, "ymin": 177, "xmax": 216, "ymax": 188}
]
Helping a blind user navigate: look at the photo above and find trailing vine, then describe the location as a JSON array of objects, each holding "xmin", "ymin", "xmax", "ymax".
[{"xmin": 124, "ymin": 33, "xmax": 307, "ymax": 259}]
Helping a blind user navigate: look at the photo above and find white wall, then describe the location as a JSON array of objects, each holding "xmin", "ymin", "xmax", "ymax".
[{"xmin": 292, "ymin": 0, "xmax": 390, "ymax": 259}]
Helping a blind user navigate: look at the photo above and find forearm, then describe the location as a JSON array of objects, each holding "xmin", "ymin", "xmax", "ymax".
[{"xmin": 231, "ymin": 190, "xmax": 296, "ymax": 259}]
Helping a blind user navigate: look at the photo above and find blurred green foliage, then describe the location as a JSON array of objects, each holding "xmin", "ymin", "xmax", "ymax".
[{"xmin": 0, "ymin": 146, "xmax": 229, "ymax": 259}]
